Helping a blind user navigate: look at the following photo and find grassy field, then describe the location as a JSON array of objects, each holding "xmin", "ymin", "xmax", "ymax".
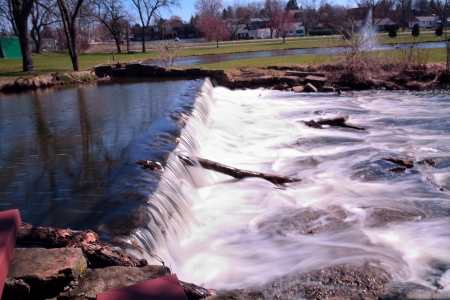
[{"xmin": 0, "ymin": 31, "xmax": 446, "ymax": 80}]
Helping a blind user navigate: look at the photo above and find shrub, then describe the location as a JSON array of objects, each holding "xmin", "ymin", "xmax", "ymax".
[
  {"xmin": 309, "ymin": 29, "xmax": 335, "ymax": 36},
  {"xmin": 412, "ymin": 24, "xmax": 420, "ymax": 37},
  {"xmin": 436, "ymin": 25, "xmax": 443, "ymax": 37},
  {"xmin": 389, "ymin": 25, "xmax": 397, "ymax": 38}
]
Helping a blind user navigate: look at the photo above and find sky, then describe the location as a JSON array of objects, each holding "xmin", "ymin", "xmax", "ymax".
[{"xmin": 127, "ymin": 0, "xmax": 352, "ymax": 25}]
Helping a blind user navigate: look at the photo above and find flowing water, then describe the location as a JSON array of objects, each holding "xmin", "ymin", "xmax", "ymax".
[
  {"xmin": 130, "ymin": 81, "xmax": 450, "ymax": 298},
  {"xmin": 2, "ymin": 79, "xmax": 450, "ymax": 298}
]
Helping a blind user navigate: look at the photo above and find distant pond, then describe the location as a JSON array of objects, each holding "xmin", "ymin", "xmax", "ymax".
[{"xmin": 151, "ymin": 41, "xmax": 446, "ymax": 66}]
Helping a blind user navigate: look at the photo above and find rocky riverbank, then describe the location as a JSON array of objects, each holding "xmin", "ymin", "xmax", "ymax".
[{"xmin": 1, "ymin": 61, "xmax": 449, "ymax": 94}]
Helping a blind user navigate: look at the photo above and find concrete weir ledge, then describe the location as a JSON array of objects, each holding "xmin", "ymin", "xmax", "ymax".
[{"xmin": 94, "ymin": 63, "xmax": 333, "ymax": 93}]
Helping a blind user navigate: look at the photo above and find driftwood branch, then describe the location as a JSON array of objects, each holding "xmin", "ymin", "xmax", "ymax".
[
  {"xmin": 303, "ymin": 116, "xmax": 365, "ymax": 130},
  {"xmin": 18, "ymin": 224, "xmax": 147, "ymax": 268},
  {"xmin": 179, "ymin": 155, "xmax": 301, "ymax": 186}
]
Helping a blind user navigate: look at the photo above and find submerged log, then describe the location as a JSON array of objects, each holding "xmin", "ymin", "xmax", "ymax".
[
  {"xmin": 303, "ymin": 115, "xmax": 366, "ymax": 130},
  {"xmin": 179, "ymin": 155, "xmax": 301, "ymax": 186},
  {"xmin": 382, "ymin": 157, "xmax": 414, "ymax": 168},
  {"xmin": 18, "ymin": 224, "xmax": 147, "ymax": 268}
]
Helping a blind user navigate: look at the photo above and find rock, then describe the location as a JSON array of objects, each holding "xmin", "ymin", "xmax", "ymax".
[
  {"xmin": 252, "ymin": 76, "xmax": 273, "ymax": 85},
  {"xmin": 234, "ymin": 77, "xmax": 252, "ymax": 88},
  {"xmin": 292, "ymin": 85, "xmax": 304, "ymax": 93},
  {"xmin": 322, "ymin": 86, "xmax": 336, "ymax": 92},
  {"xmin": 305, "ymin": 75, "xmax": 327, "ymax": 83},
  {"xmin": 59, "ymin": 265, "xmax": 170, "ymax": 299},
  {"xmin": 274, "ymin": 76, "xmax": 300, "ymax": 86},
  {"xmin": 382, "ymin": 157, "xmax": 414, "ymax": 168},
  {"xmin": 285, "ymin": 71, "xmax": 326, "ymax": 77},
  {"xmin": 7, "ymin": 248, "xmax": 87, "ymax": 299},
  {"xmin": 94, "ymin": 65, "xmax": 112, "ymax": 77},
  {"xmin": 388, "ymin": 166, "xmax": 407, "ymax": 173},
  {"xmin": 155, "ymin": 66, "xmax": 167, "ymax": 76},
  {"xmin": 206, "ymin": 290, "xmax": 265, "ymax": 300},
  {"xmin": 2, "ymin": 278, "xmax": 30, "ymax": 300},
  {"xmin": 417, "ymin": 158, "xmax": 436, "ymax": 168},
  {"xmin": 142, "ymin": 65, "xmax": 157, "ymax": 76},
  {"xmin": 209, "ymin": 69, "xmax": 225, "ymax": 77},
  {"xmin": 170, "ymin": 68, "xmax": 185, "ymax": 76},
  {"xmin": 274, "ymin": 83, "xmax": 289, "ymax": 90},
  {"xmin": 303, "ymin": 83, "xmax": 318, "ymax": 93},
  {"xmin": 185, "ymin": 68, "xmax": 202, "ymax": 76}
]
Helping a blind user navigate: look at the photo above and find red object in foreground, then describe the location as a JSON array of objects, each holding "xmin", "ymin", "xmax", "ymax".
[
  {"xmin": 0, "ymin": 209, "xmax": 21, "ymax": 297},
  {"xmin": 96, "ymin": 274, "xmax": 188, "ymax": 300}
]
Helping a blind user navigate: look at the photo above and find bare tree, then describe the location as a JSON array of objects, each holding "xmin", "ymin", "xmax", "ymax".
[
  {"xmin": 354, "ymin": 0, "xmax": 394, "ymax": 26},
  {"xmin": 273, "ymin": 10, "xmax": 296, "ymax": 42},
  {"xmin": 257, "ymin": 0, "xmax": 284, "ymax": 38},
  {"xmin": 297, "ymin": 0, "xmax": 326, "ymax": 36},
  {"xmin": 11, "ymin": 0, "xmax": 35, "ymax": 71},
  {"xmin": 31, "ymin": 0, "xmax": 59, "ymax": 53},
  {"xmin": 56, "ymin": 0, "xmax": 86, "ymax": 71},
  {"xmin": 90, "ymin": 0, "xmax": 128, "ymax": 53},
  {"xmin": 196, "ymin": 13, "xmax": 230, "ymax": 47},
  {"xmin": 0, "ymin": 0, "xmax": 18, "ymax": 35},
  {"xmin": 132, "ymin": 0, "xmax": 180, "ymax": 53},
  {"xmin": 430, "ymin": 0, "xmax": 450, "ymax": 23},
  {"xmin": 397, "ymin": 0, "xmax": 412, "ymax": 31},
  {"xmin": 194, "ymin": 0, "xmax": 223, "ymax": 16}
]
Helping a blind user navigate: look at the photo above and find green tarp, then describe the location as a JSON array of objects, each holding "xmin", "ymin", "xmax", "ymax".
[{"xmin": 0, "ymin": 37, "xmax": 22, "ymax": 59}]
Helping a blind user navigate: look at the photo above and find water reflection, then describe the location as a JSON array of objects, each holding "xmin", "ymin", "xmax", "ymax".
[{"xmin": 0, "ymin": 78, "xmax": 202, "ymax": 235}]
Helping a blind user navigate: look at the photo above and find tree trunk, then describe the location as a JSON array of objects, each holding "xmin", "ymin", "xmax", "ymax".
[
  {"xmin": 12, "ymin": 0, "xmax": 34, "ymax": 72},
  {"xmin": 31, "ymin": 25, "xmax": 42, "ymax": 54},
  {"xmin": 114, "ymin": 38, "xmax": 122, "ymax": 53},
  {"xmin": 216, "ymin": 40, "xmax": 219, "ymax": 48},
  {"xmin": 141, "ymin": 27, "xmax": 146, "ymax": 53},
  {"xmin": 179, "ymin": 154, "xmax": 301, "ymax": 186},
  {"xmin": 68, "ymin": 26, "xmax": 80, "ymax": 71}
]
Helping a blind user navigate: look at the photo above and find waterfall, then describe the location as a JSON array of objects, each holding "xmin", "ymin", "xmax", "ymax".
[{"xmin": 128, "ymin": 82, "xmax": 450, "ymax": 298}]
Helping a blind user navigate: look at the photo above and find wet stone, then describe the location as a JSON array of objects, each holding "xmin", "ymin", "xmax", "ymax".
[{"xmin": 262, "ymin": 264, "xmax": 390, "ymax": 300}]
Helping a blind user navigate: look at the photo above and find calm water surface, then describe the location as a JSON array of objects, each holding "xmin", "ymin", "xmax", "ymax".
[{"xmin": 0, "ymin": 78, "xmax": 203, "ymax": 236}]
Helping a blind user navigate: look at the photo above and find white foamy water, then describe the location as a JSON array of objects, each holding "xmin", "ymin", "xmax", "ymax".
[{"xmin": 131, "ymin": 83, "xmax": 450, "ymax": 294}]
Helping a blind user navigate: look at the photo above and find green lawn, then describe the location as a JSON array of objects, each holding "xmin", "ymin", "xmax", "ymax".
[{"xmin": 0, "ymin": 33, "xmax": 447, "ymax": 81}]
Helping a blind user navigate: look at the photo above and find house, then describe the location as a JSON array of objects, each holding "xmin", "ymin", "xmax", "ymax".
[
  {"xmin": 248, "ymin": 18, "xmax": 268, "ymax": 30},
  {"xmin": 409, "ymin": 16, "xmax": 440, "ymax": 28},
  {"xmin": 230, "ymin": 24, "xmax": 249, "ymax": 40},
  {"xmin": 353, "ymin": 18, "xmax": 397, "ymax": 31},
  {"xmin": 289, "ymin": 23, "xmax": 305, "ymax": 37}
]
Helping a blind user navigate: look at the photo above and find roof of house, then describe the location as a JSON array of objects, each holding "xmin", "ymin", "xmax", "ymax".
[{"xmin": 412, "ymin": 16, "xmax": 439, "ymax": 22}]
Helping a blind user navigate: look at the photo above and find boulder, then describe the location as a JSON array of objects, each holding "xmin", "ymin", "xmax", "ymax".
[
  {"xmin": 185, "ymin": 68, "xmax": 202, "ymax": 76},
  {"xmin": 252, "ymin": 76, "xmax": 273, "ymax": 85},
  {"xmin": 170, "ymin": 68, "xmax": 185, "ymax": 76},
  {"xmin": 234, "ymin": 77, "xmax": 252, "ymax": 88},
  {"xmin": 59, "ymin": 265, "xmax": 170, "ymax": 299},
  {"xmin": 2, "ymin": 278, "xmax": 30, "ymax": 300},
  {"xmin": 209, "ymin": 69, "xmax": 225, "ymax": 77},
  {"xmin": 199, "ymin": 69, "xmax": 211, "ymax": 76},
  {"xmin": 125, "ymin": 64, "xmax": 142, "ymax": 77},
  {"xmin": 274, "ymin": 76, "xmax": 300, "ymax": 86},
  {"xmin": 94, "ymin": 65, "xmax": 112, "ymax": 78},
  {"xmin": 292, "ymin": 86, "xmax": 304, "ymax": 93},
  {"xmin": 7, "ymin": 248, "xmax": 87, "ymax": 299},
  {"xmin": 142, "ymin": 65, "xmax": 157, "ymax": 76},
  {"xmin": 155, "ymin": 66, "xmax": 167, "ymax": 76},
  {"xmin": 206, "ymin": 290, "xmax": 265, "ymax": 300},
  {"xmin": 305, "ymin": 75, "xmax": 327, "ymax": 83},
  {"xmin": 304, "ymin": 83, "xmax": 318, "ymax": 92},
  {"xmin": 322, "ymin": 86, "xmax": 336, "ymax": 92}
]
